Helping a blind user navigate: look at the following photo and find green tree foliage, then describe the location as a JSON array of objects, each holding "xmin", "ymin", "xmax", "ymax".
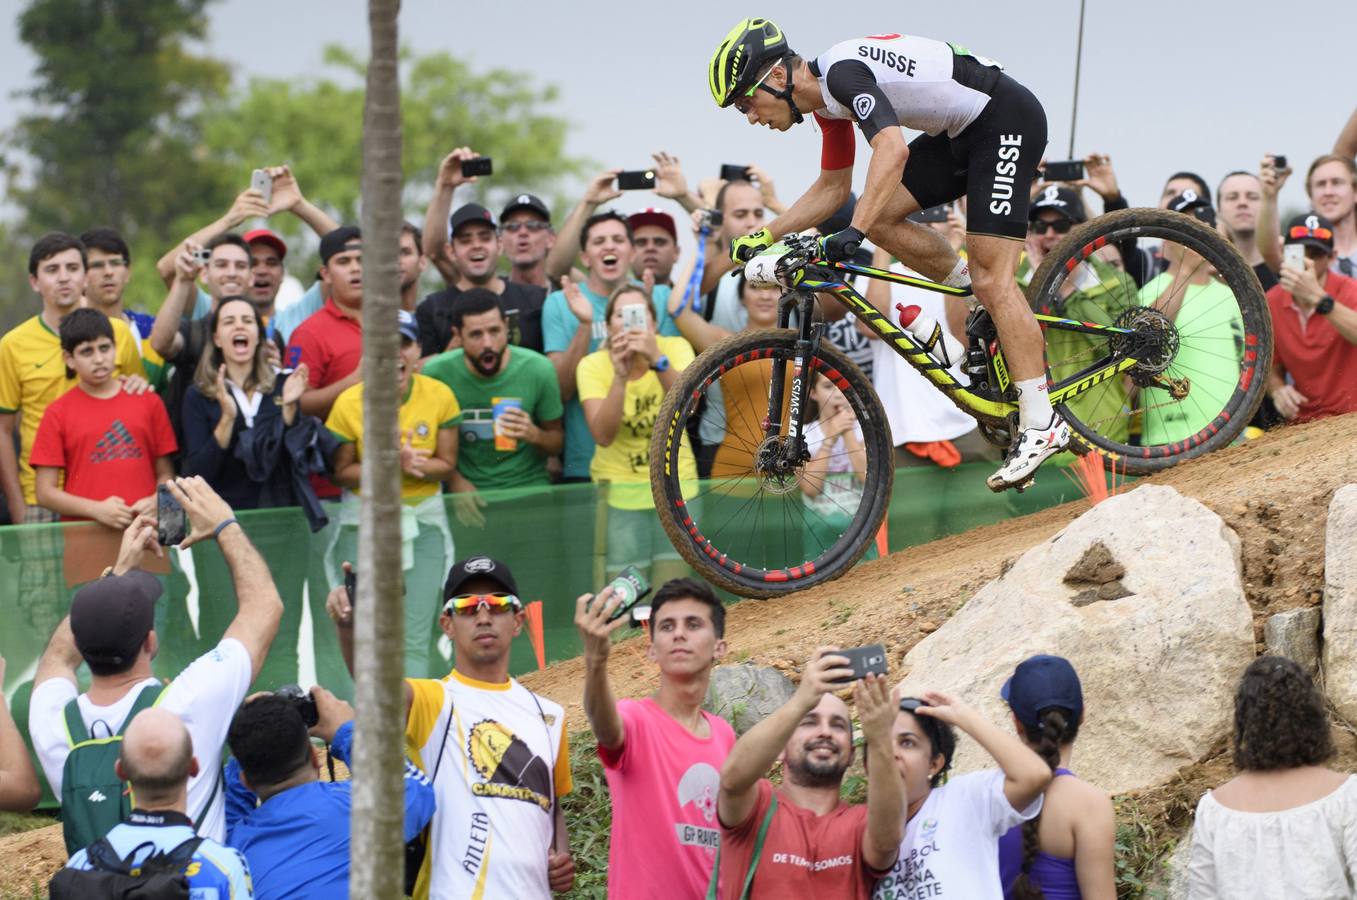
[{"xmin": 199, "ymin": 45, "xmax": 587, "ymax": 245}]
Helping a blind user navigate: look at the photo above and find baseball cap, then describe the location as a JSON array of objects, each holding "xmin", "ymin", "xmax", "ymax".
[
  {"xmin": 449, "ymin": 203, "xmax": 498, "ymax": 236},
  {"xmin": 1284, "ymin": 212, "xmax": 1335, "ymax": 254},
  {"xmin": 242, "ymin": 228, "xmax": 288, "ymax": 259},
  {"xmin": 1166, "ymin": 191, "xmax": 1217, "ymax": 228},
  {"xmin": 501, "ymin": 193, "xmax": 552, "ymax": 223},
  {"xmin": 70, "ymin": 570, "xmax": 162, "ymax": 668},
  {"xmin": 398, "ymin": 309, "xmax": 418, "ymax": 343},
  {"xmin": 1001, "ymin": 654, "xmax": 1084, "ymax": 729},
  {"xmin": 1030, "ymin": 185, "xmax": 1087, "ymax": 223},
  {"xmin": 628, "ymin": 208, "xmax": 677, "ymax": 241},
  {"xmin": 319, "ymin": 226, "xmax": 362, "ymax": 265},
  {"xmin": 443, "ymin": 556, "xmax": 519, "ymax": 602}
]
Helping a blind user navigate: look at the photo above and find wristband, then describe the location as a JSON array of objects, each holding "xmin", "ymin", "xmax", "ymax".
[{"xmin": 213, "ymin": 517, "xmax": 240, "ymax": 539}]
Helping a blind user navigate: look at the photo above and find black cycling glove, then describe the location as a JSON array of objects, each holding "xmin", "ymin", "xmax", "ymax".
[{"xmin": 820, "ymin": 226, "xmax": 865, "ymax": 263}]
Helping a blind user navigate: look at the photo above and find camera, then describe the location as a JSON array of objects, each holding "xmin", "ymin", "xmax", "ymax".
[
  {"xmin": 275, "ymin": 684, "xmax": 319, "ymax": 728},
  {"xmin": 699, "ymin": 208, "xmax": 724, "ymax": 230},
  {"xmin": 720, "ymin": 163, "xmax": 752, "ymax": 182},
  {"xmin": 1273, "ymin": 155, "xmax": 1288, "ymax": 171},
  {"xmin": 192, "ymin": 247, "xmax": 212, "ymax": 266}
]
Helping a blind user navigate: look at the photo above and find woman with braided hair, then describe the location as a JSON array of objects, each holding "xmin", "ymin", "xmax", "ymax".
[{"xmin": 997, "ymin": 656, "xmax": 1115, "ymax": 899}]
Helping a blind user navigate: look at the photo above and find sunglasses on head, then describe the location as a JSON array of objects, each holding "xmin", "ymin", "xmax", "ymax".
[
  {"xmin": 444, "ymin": 592, "xmax": 521, "ymax": 616},
  {"xmin": 1030, "ymin": 219, "xmax": 1074, "ymax": 236},
  {"xmin": 1288, "ymin": 225, "xmax": 1333, "ymax": 242},
  {"xmin": 502, "ymin": 221, "xmax": 550, "ymax": 234},
  {"xmin": 899, "ymin": 697, "xmax": 930, "ymax": 714}
]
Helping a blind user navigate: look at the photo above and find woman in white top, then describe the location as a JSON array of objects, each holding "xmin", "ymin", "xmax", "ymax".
[{"xmin": 1188, "ymin": 655, "xmax": 1357, "ymax": 899}]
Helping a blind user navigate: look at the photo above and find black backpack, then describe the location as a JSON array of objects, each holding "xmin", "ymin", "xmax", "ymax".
[{"xmin": 49, "ymin": 834, "xmax": 204, "ymax": 900}]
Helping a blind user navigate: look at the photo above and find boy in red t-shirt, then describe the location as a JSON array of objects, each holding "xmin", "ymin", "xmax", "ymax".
[{"xmin": 31, "ymin": 308, "xmax": 176, "ymax": 527}]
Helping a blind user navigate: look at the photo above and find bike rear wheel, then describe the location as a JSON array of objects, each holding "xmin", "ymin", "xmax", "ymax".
[
  {"xmin": 1027, "ymin": 207, "xmax": 1272, "ymax": 475},
  {"xmin": 650, "ymin": 329, "xmax": 893, "ymax": 598}
]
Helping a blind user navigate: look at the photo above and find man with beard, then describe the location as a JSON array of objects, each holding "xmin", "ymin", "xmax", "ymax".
[
  {"xmin": 501, "ymin": 193, "xmax": 556, "ymax": 289},
  {"xmin": 421, "ymin": 290, "xmax": 562, "ymax": 524},
  {"xmin": 418, "ymin": 194, "xmax": 548, "ymax": 356},
  {"xmin": 715, "ymin": 649, "xmax": 904, "ymax": 898},
  {"xmin": 541, "ymin": 212, "xmax": 682, "ymax": 481},
  {"xmin": 324, "ymin": 555, "xmax": 575, "ymax": 900}
]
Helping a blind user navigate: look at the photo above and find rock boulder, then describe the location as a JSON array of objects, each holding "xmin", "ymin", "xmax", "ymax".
[
  {"xmin": 898, "ymin": 484, "xmax": 1253, "ymax": 794},
  {"xmin": 1323, "ymin": 484, "xmax": 1357, "ymax": 720},
  {"xmin": 704, "ymin": 663, "xmax": 795, "ymax": 734},
  {"xmin": 1264, "ymin": 607, "xmax": 1322, "ymax": 675}
]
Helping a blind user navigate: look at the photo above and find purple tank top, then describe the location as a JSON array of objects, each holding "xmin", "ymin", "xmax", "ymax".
[{"xmin": 997, "ymin": 768, "xmax": 1082, "ymax": 900}]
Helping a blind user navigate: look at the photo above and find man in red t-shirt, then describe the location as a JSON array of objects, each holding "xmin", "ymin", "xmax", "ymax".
[
  {"xmin": 575, "ymin": 577, "xmax": 737, "ymax": 899},
  {"xmin": 715, "ymin": 648, "xmax": 903, "ymax": 899},
  {"xmin": 1266, "ymin": 212, "xmax": 1357, "ymax": 422},
  {"xmin": 31, "ymin": 309, "xmax": 176, "ymax": 527}
]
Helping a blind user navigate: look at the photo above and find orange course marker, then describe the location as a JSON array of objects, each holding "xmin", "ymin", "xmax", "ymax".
[{"xmin": 525, "ymin": 601, "xmax": 546, "ymax": 669}]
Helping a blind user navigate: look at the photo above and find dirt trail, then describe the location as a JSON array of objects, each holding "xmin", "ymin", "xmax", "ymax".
[{"xmin": 2, "ymin": 414, "xmax": 1351, "ymax": 894}]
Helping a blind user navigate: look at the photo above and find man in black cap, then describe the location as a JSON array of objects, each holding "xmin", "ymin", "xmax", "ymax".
[
  {"xmin": 501, "ymin": 193, "xmax": 556, "ymax": 290},
  {"xmin": 325, "ymin": 555, "xmax": 575, "ymax": 898},
  {"xmin": 28, "ymin": 476, "xmax": 283, "ymax": 845},
  {"xmin": 1267, "ymin": 211, "xmax": 1357, "ymax": 422},
  {"xmin": 1024, "ymin": 185, "xmax": 1088, "ymax": 273},
  {"xmin": 416, "ymin": 202, "xmax": 547, "ymax": 357}
]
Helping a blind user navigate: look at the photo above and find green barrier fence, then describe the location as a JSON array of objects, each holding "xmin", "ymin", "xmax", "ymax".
[{"xmin": 2, "ymin": 460, "xmax": 1086, "ymax": 807}]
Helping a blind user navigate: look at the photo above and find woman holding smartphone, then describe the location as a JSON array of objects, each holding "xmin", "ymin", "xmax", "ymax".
[
  {"xmin": 872, "ymin": 692, "xmax": 1052, "ymax": 899},
  {"xmin": 577, "ymin": 284, "xmax": 696, "ymax": 583}
]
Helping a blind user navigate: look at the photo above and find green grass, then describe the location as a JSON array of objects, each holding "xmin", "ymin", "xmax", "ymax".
[
  {"xmin": 560, "ymin": 733, "xmax": 612, "ymax": 899},
  {"xmin": 0, "ymin": 810, "xmax": 53, "ymax": 840}
]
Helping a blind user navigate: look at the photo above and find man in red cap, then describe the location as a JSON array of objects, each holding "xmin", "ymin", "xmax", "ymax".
[{"xmin": 628, "ymin": 208, "xmax": 680, "ymax": 286}]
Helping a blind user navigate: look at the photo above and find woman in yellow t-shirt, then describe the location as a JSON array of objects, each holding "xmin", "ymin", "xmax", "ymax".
[{"xmin": 577, "ymin": 285, "xmax": 695, "ymax": 582}]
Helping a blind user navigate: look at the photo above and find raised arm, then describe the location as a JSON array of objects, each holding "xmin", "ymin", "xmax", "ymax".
[
  {"xmin": 422, "ymin": 148, "xmax": 481, "ymax": 284},
  {"xmin": 155, "ymin": 190, "xmax": 269, "ymax": 287},
  {"xmin": 856, "ymin": 675, "xmax": 904, "ymax": 872},
  {"xmin": 574, "ymin": 587, "xmax": 631, "ymax": 751},
  {"xmin": 1335, "ymin": 106, "xmax": 1357, "ymax": 159},
  {"xmin": 916, "ymin": 690, "xmax": 1052, "ymax": 812},
  {"xmin": 548, "ymin": 275, "xmax": 597, "ymax": 401},
  {"xmin": 170, "ymin": 477, "xmax": 282, "ymax": 682},
  {"xmin": 652, "ymin": 152, "xmax": 703, "ymax": 214},
  {"xmin": 264, "ymin": 165, "xmax": 338, "ymax": 237},
  {"xmin": 1257, "ymin": 154, "xmax": 1290, "ymax": 273},
  {"xmin": 151, "ymin": 246, "xmax": 204, "ymax": 359},
  {"xmin": 718, "ymin": 648, "xmax": 852, "ymax": 828},
  {"xmin": 0, "ymin": 655, "xmax": 41, "ymax": 812},
  {"xmin": 545, "ymin": 172, "xmax": 622, "ymax": 282}
]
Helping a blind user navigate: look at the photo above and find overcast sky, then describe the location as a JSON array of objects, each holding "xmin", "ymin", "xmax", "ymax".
[{"xmin": 2, "ymin": 1, "xmax": 1354, "ymax": 231}]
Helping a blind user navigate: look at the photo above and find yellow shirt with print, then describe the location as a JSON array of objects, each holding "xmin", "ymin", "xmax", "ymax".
[
  {"xmin": 326, "ymin": 373, "xmax": 461, "ymax": 500},
  {"xmin": 0, "ymin": 313, "xmax": 147, "ymax": 504},
  {"xmin": 404, "ymin": 670, "xmax": 572, "ymax": 900},
  {"xmin": 576, "ymin": 334, "xmax": 697, "ymax": 510}
]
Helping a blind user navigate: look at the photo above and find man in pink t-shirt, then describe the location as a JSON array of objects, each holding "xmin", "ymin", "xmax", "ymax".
[{"xmin": 575, "ymin": 577, "xmax": 737, "ymax": 899}]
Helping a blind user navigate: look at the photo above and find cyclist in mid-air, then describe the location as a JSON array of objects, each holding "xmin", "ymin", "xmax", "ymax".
[{"xmin": 709, "ymin": 19, "xmax": 1065, "ymax": 491}]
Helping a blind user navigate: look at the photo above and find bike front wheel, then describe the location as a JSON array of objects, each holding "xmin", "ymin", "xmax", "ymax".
[
  {"xmin": 650, "ymin": 329, "xmax": 894, "ymax": 598},
  {"xmin": 1028, "ymin": 207, "xmax": 1273, "ymax": 475}
]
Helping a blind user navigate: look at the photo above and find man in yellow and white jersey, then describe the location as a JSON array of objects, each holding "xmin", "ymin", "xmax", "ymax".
[{"xmin": 327, "ymin": 555, "xmax": 574, "ymax": 900}]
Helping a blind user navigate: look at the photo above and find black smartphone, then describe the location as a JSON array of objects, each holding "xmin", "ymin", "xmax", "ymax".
[
  {"xmin": 605, "ymin": 564, "xmax": 653, "ymax": 623},
  {"xmin": 616, "ymin": 169, "xmax": 656, "ymax": 191},
  {"xmin": 156, "ymin": 484, "xmax": 187, "ymax": 546},
  {"xmin": 829, "ymin": 644, "xmax": 889, "ymax": 684},
  {"xmin": 460, "ymin": 157, "xmax": 493, "ymax": 178},
  {"xmin": 1042, "ymin": 160, "xmax": 1084, "ymax": 182},
  {"xmin": 699, "ymin": 208, "xmax": 724, "ymax": 230},
  {"xmin": 1273, "ymin": 155, "xmax": 1288, "ymax": 171},
  {"xmin": 720, "ymin": 163, "xmax": 751, "ymax": 182},
  {"xmin": 344, "ymin": 567, "xmax": 356, "ymax": 607},
  {"xmin": 912, "ymin": 204, "xmax": 950, "ymax": 223}
]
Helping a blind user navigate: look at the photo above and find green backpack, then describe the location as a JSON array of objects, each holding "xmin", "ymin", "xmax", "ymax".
[{"xmin": 59, "ymin": 685, "xmax": 165, "ymax": 856}]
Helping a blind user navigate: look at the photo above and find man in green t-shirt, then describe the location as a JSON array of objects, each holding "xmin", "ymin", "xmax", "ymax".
[{"xmin": 421, "ymin": 289, "xmax": 564, "ymax": 525}]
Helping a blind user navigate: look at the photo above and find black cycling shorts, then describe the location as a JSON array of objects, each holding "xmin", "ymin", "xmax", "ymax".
[{"xmin": 901, "ymin": 72, "xmax": 1048, "ymax": 240}]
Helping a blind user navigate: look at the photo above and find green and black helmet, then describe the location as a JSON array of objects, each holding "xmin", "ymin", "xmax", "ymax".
[{"xmin": 708, "ymin": 18, "xmax": 791, "ymax": 108}]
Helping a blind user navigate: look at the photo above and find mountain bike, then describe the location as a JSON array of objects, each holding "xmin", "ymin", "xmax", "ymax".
[{"xmin": 649, "ymin": 208, "xmax": 1272, "ymax": 598}]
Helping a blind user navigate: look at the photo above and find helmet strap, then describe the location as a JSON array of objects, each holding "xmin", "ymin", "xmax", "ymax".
[{"xmin": 769, "ymin": 58, "xmax": 804, "ymax": 125}]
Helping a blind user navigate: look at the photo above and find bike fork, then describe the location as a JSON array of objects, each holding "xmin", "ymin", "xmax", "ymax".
[{"xmin": 765, "ymin": 292, "xmax": 819, "ymax": 465}]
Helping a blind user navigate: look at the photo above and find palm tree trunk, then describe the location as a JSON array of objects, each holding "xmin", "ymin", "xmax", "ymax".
[{"xmin": 351, "ymin": 1, "xmax": 405, "ymax": 897}]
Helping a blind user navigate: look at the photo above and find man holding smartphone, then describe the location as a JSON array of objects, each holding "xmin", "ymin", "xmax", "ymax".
[
  {"xmin": 709, "ymin": 19, "xmax": 1068, "ymax": 492},
  {"xmin": 574, "ymin": 577, "xmax": 736, "ymax": 899}
]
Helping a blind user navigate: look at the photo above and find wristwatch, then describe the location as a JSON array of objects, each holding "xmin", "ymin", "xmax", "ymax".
[
  {"xmin": 1316, "ymin": 295, "xmax": 1336, "ymax": 315},
  {"xmin": 651, "ymin": 355, "xmax": 671, "ymax": 373}
]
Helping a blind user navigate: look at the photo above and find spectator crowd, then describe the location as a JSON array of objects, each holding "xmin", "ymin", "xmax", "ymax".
[{"xmin": 0, "ymin": 88, "xmax": 1355, "ymax": 900}]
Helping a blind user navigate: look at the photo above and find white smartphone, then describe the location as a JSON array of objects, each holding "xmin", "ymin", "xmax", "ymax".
[
  {"xmin": 251, "ymin": 169, "xmax": 273, "ymax": 204},
  {"xmin": 620, "ymin": 303, "xmax": 648, "ymax": 332},
  {"xmin": 1283, "ymin": 243, "xmax": 1306, "ymax": 272}
]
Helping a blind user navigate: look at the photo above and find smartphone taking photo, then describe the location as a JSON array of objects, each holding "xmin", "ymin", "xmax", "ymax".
[
  {"xmin": 828, "ymin": 644, "xmax": 889, "ymax": 684},
  {"xmin": 620, "ymin": 304, "xmax": 648, "ymax": 333},
  {"xmin": 461, "ymin": 157, "xmax": 493, "ymax": 178},
  {"xmin": 1042, "ymin": 160, "xmax": 1085, "ymax": 182},
  {"xmin": 156, "ymin": 484, "xmax": 187, "ymax": 547},
  {"xmin": 250, "ymin": 169, "xmax": 273, "ymax": 204},
  {"xmin": 616, "ymin": 170, "xmax": 656, "ymax": 191},
  {"xmin": 720, "ymin": 163, "xmax": 752, "ymax": 182}
]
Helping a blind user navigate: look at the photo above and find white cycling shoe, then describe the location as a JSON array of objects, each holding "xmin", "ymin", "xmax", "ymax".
[{"xmin": 986, "ymin": 415, "xmax": 1072, "ymax": 492}]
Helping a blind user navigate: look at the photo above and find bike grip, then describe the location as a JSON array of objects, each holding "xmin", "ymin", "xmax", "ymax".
[{"xmin": 733, "ymin": 243, "xmax": 757, "ymax": 262}]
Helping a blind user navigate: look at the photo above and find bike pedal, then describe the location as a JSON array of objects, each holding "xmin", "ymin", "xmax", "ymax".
[{"xmin": 1014, "ymin": 476, "xmax": 1035, "ymax": 493}]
